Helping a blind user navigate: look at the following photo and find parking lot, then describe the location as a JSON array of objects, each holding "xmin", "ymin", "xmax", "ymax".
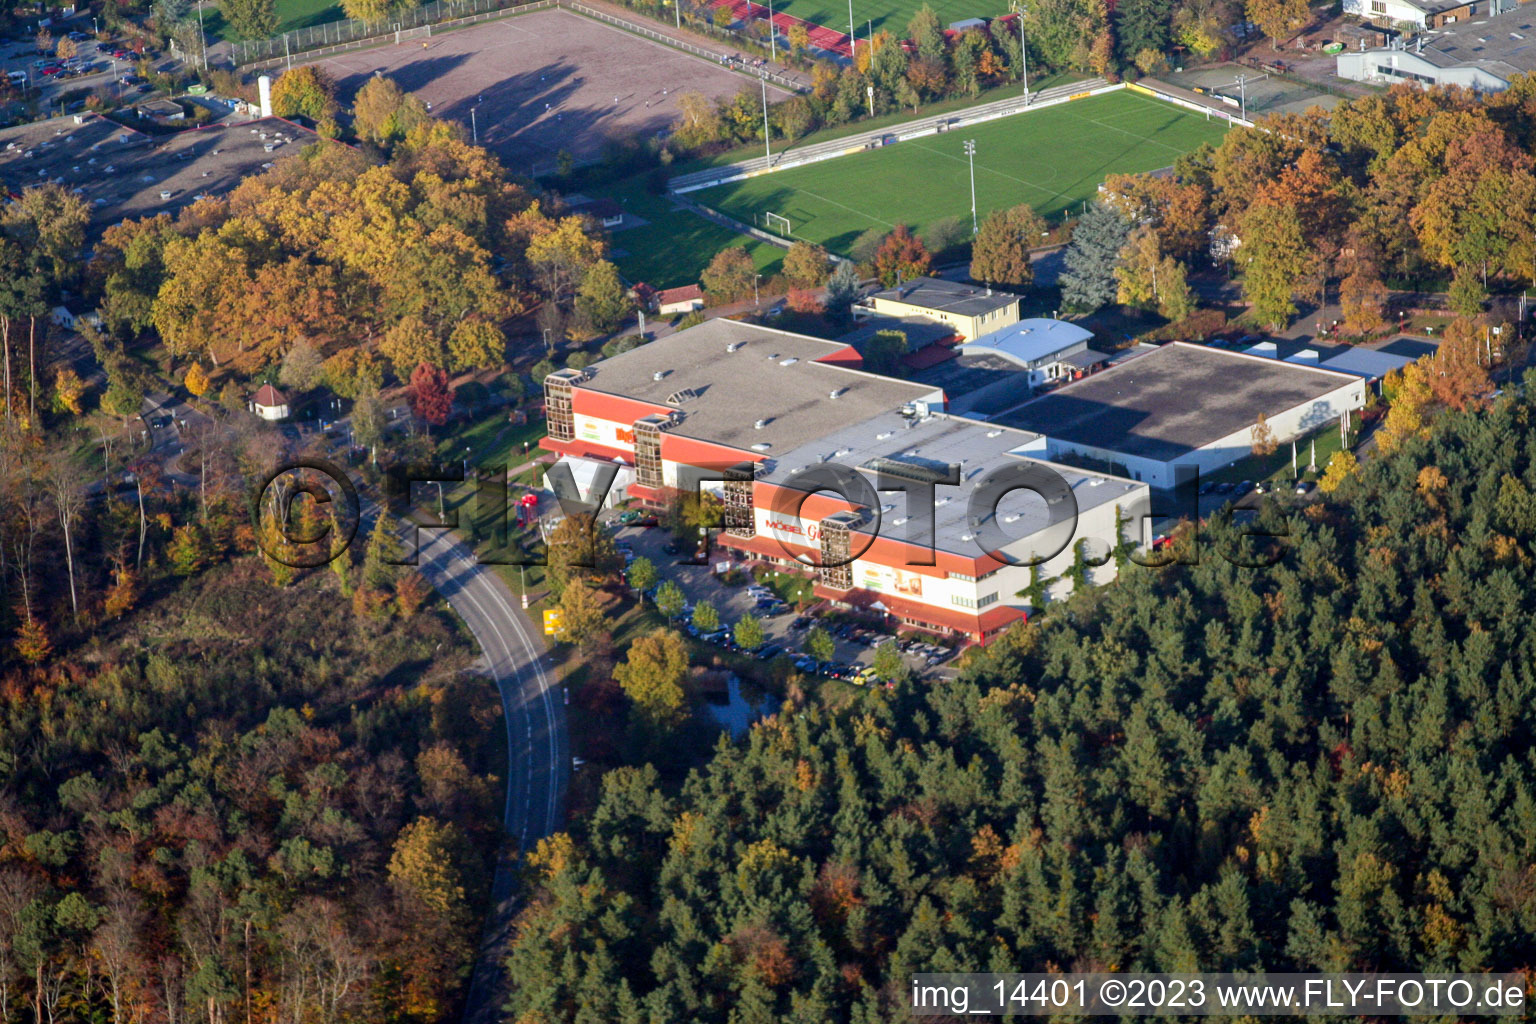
[
  {"xmin": 607, "ymin": 517, "xmax": 959, "ymax": 682},
  {"xmin": 2, "ymin": 24, "xmax": 164, "ymax": 110}
]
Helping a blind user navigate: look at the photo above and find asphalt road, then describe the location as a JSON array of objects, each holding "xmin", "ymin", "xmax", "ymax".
[{"xmin": 408, "ymin": 525, "xmax": 566, "ymax": 1024}]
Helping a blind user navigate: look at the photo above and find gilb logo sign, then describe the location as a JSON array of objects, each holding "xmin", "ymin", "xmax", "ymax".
[{"xmin": 765, "ymin": 517, "xmax": 820, "ymax": 542}]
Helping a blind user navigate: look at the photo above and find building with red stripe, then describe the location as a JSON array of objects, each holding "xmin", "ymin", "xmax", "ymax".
[{"xmin": 541, "ymin": 320, "xmax": 1149, "ymax": 645}]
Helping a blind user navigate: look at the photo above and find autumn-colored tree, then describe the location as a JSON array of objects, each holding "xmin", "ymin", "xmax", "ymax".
[
  {"xmin": 701, "ymin": 246, "xmax": 757, "ymax": 303},
  {"xmin": 970, "ymin": 204, "xmax": 1047, "ymax": 289},
  {"xmin": 782, "ymin": 241, "xmax": 831, "ymax": 288},
  {"xmin": 55, "ymin": 36, "xmax": 78, "ymax": 60},
  {"xmin": 1102, "ymin": 172, "xmax": 1211, "ymax": 263},
  {"xmin": 387, "ymin": 816, "xmax": 470, "ymax": 919},
  {"xmin": 545, "ymin": 514, "xmax": 623, "ymax": 594},
  {"xmin": 269, "ymin": 65, "xmax": 340, "ymax": 127},
  {"xmin": 1430, "ymin": 319, "xmax": 1492, "ymax": 412},
  {"xmin": 1246, "ymin": 0, "xmax": 1308, "ymax": 46},
  {"xmin": 409, "ymin": 362, "xmax": 452, "ymax": 430},
  {"xmin": 13, "ymin": 614, "xmax": 51, "ymax": 664},
  {"xmin": 352, "ymin": 75, "xmax": 430, "ymax": 146},
  {"xmin": 872, "ymin": 225, "xmax": 931, "ymax": 288},
  {"xmin": 1339, "ymin": 260, "xmax": 1389, "ymax": 337},
  {"xmin": 615, "ymin": 628, "xmax": 690, "ymax": 728},
  {"xmin": 787, "ymin": 289, "xmax": 825, "ymax": 315},
  {"xmin": 1115, "ymin": 224, "xmax": 1195, "ymax": 320},
  {"xmin": 1376, "ymin": 359, "xmax": 1433, "ymax": 455},
  {"xmin": 1318, "ymin": 449, "xmax": 1359, "ymax": 494},
  {"xmin": 395, "ymin": 570, "xmax": 430, "ymax": 616},
  {"xmin": 183, "ymin": 361, "xmax": 210, "ymax": 397},
  {"xmin": 51, "ymin": 367, "xmax": 85, "ymax": 415},
  {"xmin": 1250, "ymin": 412, "xmax": 1277, "ymax": 456},
  {"xmin": 446, "ymin": 318, "xmax": 506, "ymax": 372},
  {"xmin": 168, "ymin": 523, "xmax": 211, "ymax": 576},
  {"xmin": 557, "ymin": 578, "xmax": 609, "ymax": 650}
]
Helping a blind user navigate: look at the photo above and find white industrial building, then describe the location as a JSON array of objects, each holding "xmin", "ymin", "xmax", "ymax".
[
  {"xmin": 997, "ymin": 342, "xmax": 1367, "ymax": 489},
  {"xmin": 1336, "ymin": 4, "xmax": 1535, "ymax": 91}
]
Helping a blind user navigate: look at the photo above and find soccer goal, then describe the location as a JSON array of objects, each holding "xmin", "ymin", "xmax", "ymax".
[
  {"xmin": 396, "ymin": 24, "xmax": 431, "ymax": 44},
  {"xmin": 763, "ymin": 211, "xmax": 792, "ymax": 237}
]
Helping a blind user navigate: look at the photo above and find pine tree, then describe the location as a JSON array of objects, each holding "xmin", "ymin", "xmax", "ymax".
[{"xmin": 1060, "ymin": 202, "xmax": 1132, "ymax": 312}]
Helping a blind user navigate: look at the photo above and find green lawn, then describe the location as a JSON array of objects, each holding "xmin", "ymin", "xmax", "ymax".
[
  {"xmin": 693, "ymin": 90, "xmax": 1230, "ymax": 256},
  {"xmin": 208, "ymin": 0, "xmax": 346, "ymax": 42},
  {"xmin": 776, "ymin": 0, "xmax": 1005, "ymax": 36},
  {"xmin": 597, "ymin": 180, "xmax": 785, "ymax": 289}
]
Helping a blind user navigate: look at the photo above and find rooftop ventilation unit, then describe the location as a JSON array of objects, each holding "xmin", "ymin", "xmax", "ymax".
[
  {"xmin": 754, "ymin": 418, "xmax": 771, "ymax": 429},
  {"xmin": 829, "ymin": 387, "xmax": 846, "ymax": 399},
  {"xmin": 751, "ymin": 442, "xmax": 772, "ymax": 451},
  {"xmin": 726, "ymin": 341, "xmax": 745, "ymax": 352},
  {"xmin": 652, "ymin": 370, "xmax": 667, "ymax": 381},
  {"xmin": 779, "ymin": 357, "xmax": 798, "ymax": 366}
]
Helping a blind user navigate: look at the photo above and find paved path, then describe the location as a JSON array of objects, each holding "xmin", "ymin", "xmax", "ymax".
[{"xmin": 409, "ymin": 524, "xmax": 566, "ymax": 1024}]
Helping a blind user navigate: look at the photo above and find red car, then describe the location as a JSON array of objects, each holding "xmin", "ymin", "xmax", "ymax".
[{"xmin": 40, "ymin": 65, "xmax": 62, "ymax": 75}]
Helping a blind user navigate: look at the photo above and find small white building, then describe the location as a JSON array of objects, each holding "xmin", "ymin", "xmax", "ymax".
[
  {"xmin": 656, "ymin": 284, "xmax": 705, "ymax": 316},
  {"xmin": 251, "ymin": 384, "xmax": 290, "ymax": 421}
]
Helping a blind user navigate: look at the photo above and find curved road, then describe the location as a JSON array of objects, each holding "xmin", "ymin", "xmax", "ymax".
[{"xmin": 410, "ymin": 526, "xmax": 568, "ymax": 1024}]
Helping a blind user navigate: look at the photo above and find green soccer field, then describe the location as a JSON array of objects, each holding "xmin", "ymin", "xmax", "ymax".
[{"xmin": 693, "ymin": 90, "xmax": 1231, "ymax": 256}]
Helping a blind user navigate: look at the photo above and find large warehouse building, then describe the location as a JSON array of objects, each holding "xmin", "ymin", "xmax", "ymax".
[
  {"xmin": 541, "ymin": 320, "xmax": 1151, "ymax": 642},
  {"xmin": 997, "ymin": 342, "xmax": 1367, "ymax": 488}
]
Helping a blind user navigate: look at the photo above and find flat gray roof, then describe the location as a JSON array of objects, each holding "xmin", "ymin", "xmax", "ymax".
[
  {"xmin": 1390, "ymin": 10, "xmax": 1536, "ymax": 76},
  {"xmin": 0, "ymin": 114, "xmax": 327, "ymax": 238},
  {"xmin": 912, "ymin": 353, "xmax": 1030, "ymax": 411},
  {"xmin": 578, "ymin": 319, "xmax": 940, "ymax": 454},
  {"xmin": 869, "ymin": 277, "xmax": 1020, "ymax": 318},
  {"xmin": 758, "ymin": 410, "xmax": 1136, "ymax": 555},
  {"xmin": 996, "ymin": 342, "xmax": 1358, "ymax": 462}
]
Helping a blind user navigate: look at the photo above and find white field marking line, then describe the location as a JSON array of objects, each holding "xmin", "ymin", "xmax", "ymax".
[
  {"xmin": 776, "ymin": 180, "xmax": 896, "ymax": 231},
  {"xmin": 1079, "ymin": 109, "xmax": 1200, "ymax": 156},
  {"xmin": 904, "ymin": 135, "xmax": 1077, "ymax": 203}
]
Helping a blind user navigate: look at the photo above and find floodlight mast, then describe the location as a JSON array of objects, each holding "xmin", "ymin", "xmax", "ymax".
[
  {"xmin": 964, "ymin": 139, "xmax": 978, "ymax": 235},
  {"xmin": 1009, "ymin": 0, "xmax": 1030, "ymax": 101}
]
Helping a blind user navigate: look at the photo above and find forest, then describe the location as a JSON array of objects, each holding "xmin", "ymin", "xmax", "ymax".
[
  {"xmin": 0, "ymin": 533, "xmax": 504, "ymax": 1022},
  {"xmin": 502, "ymin": 370, "xmax": 1536, "ymax": 1022}
]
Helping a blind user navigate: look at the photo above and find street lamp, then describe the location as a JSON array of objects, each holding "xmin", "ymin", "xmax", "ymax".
[
  {"xmin": 753, "ymin": 273, "xmax": 761, "ymax": 306},
  {"xmin": 766, "ymin": 0, "xmax": 776, "ymax": 61},
  {"xmin": 963, "ymin": 139, "xmax": 977, "ymax": 235}
]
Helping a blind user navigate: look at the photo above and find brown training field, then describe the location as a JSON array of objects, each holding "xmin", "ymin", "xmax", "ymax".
[{"xmin": 308, "ymin": 8, "xmax": 790, "ymax": 172}]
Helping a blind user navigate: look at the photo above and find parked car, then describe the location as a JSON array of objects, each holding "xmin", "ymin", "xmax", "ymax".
[
  {"xmin": 1215, "ymin": 481, "xmax": 1235, "ymax": 495},
  {"xmin": 1295, "ymin": 480, "xmax": 1316, "ymax": 496},
  {"xmin": 789, "ymin": 616, "xmax": 811, "ymax": 631},
  {"xmin": 755, "ymin": 643, "xmax": 782, "ymax": 661}
]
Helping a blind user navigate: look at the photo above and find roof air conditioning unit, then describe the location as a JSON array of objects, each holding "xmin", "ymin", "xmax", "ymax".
[
  {"xmin": 754, "ymin": 418, "xmax": 770, "ymax": 429},
  {"xmin": 652, "ymin": 370, "xmax": 666, "ymax": 381}
]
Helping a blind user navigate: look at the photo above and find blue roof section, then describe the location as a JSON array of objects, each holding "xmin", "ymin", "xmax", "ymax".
[
  {"xmin": 1317, "ymin": 348, "xmax": 1417, "ymax": 380},
  {"xmin": 958, "ymin": 318, "xmax": 1095, "ymax": 368}
]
